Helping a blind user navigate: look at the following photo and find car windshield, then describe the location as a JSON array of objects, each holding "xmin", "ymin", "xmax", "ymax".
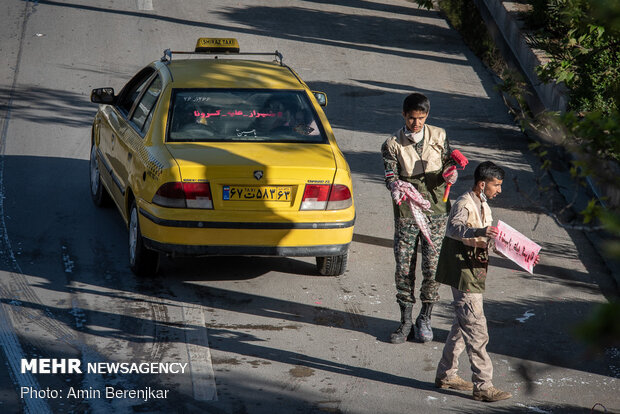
[{"xmin": 168, "ymin": 89, "xmax": 326, "ymax": 143}]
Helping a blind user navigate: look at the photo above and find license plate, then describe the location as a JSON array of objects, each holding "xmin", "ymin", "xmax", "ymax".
[{"xmin": 223, "ymin": 186, "xmax": 292, "ymax": 201}]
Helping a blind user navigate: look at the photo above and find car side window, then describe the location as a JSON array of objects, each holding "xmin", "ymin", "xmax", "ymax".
[
  {"xmin": 130, "ymin": 75, "xmax": 162, "ymax": 133},
  {"xmin": 116, "ymin": 67, "xmax": 156, "ymax": 116}
]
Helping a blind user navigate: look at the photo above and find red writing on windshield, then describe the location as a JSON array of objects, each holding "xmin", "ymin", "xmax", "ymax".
[{"xmin": 194, "ymin": 110, "xmax": 283, "ymax": 119}]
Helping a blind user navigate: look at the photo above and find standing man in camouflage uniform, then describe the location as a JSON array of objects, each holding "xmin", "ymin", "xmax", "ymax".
[{"xmin": 381, "ymin": 93, "xmax": 457, "ymax": 344}]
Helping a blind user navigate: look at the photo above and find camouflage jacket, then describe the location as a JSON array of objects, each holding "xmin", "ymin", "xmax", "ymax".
[{"xmin": 381, "ymin": 124, "xmax": 452, "ymax": 217}]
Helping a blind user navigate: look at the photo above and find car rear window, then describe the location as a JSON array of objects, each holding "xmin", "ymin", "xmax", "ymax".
[{"xmin": 167, "ymin": 89, "xmax": 327, "ymax": 143}]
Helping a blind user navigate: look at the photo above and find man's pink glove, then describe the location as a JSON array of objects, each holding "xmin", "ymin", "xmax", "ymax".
[
  {"xmin": 390, "ymin": 180, "xmax": 435, "ymax": 252},
  {"xmin": 390, "ymin": 180, "xmax": 430, "ymax": 210},
  {"xmin": 390, "ymin": 181, "xmax": 405, "ymax": 205},
  {"xmin": 443, "ymin": 165, "xmax": 458, "ymax": 185},
  {"xmin": 390, "ymin": 180, "xmax": 405, "ymax": 205}
]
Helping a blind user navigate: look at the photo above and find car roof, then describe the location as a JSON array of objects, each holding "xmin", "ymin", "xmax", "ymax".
[{"xmin": 165, "ymin": 59, "xmax": 306, "ymax": 90}]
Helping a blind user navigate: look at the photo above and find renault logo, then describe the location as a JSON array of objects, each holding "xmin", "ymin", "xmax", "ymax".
[{"xmin": 253, "ymin": 170, "xmax": 264, "ymax": 180}]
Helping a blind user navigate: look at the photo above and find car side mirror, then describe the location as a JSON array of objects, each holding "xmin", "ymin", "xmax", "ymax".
[
  {"xmin": 91, "ymin": 88, "xmax": 116, "ymax": 104},
  {"xmin": 313, "ymin": 91, "xmax": 327, "ymax": 107}
]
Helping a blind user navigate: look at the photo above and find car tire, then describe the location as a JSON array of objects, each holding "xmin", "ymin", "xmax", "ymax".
[
  {"xmin": 129, "ymin": 201, "xmax": 159, "ymax": 277},
  {"xmin": 316, "ymin": 251, "xmax": 348, "ymax": 276},
  {"xmin": 89, "ymin": 144, "xmax": 111, "ymax": 207}
]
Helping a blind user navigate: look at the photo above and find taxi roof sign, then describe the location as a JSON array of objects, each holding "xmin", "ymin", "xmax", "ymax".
[
  {"xmin": 195, "ymin": 38, "xmax": 240, "ymax": 53},
  {"xmin": 162, "ymin": 38, "xmax": 283, "ymax": 65}
]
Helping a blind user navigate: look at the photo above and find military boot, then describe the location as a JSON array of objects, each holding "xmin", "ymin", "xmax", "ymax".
[
  {"xmin": 390, "ymin": 303, "xmax": 413, "ymax": 344},
  {"xmin": 473, "ymin": 387, "xmax": 512, "ymax": 402},
  {"xmin": 414, "ymin": 302, "xmax": 434, "ymax": 342}
]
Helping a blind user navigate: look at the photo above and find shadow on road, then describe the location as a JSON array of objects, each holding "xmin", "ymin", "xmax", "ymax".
[
  {"xmin": 2, "ymin": 1, "xmax": 618, "ymax": 409},
  {"xmin": 0, "ymin": 151, "xmax": 616, "ymax": 387}
]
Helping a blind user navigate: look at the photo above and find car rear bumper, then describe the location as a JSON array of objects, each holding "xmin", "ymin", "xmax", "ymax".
[
  {"xmin": 143, "ymin": 238, "xmax": 350, "ymax": 257},
  {"xmin": 138, "ymin": 205, "xmax": 355, "ymax": 257},
  {"xmin": 139, "ymin": 208, "xmax": 355, "ymax": 229}
]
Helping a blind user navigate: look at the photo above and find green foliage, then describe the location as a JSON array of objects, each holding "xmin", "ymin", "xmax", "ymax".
[
  {"xmin": 561, "ymin": 110, "xmax": 620, "ymax": 162},
  {"xmin": 522, "ymin": 1, "xmax": 620, "ymax": 227},
  {"xmin": 498, "ymin": 70, "xmax": 532, "ymax": 116},
  {"xmin": 529, "ymin": 2, "xmax": 620, "ymax": 114},
  {"xmin": 589, "ymin": 0, "xmax": 620, "ymax": 36},
  {"xmin": 525, "ymin": 1, "xmax": 620, "ymax": 354},
  {"xmin": 409, "ymin": 0, "xmax": 434, "ymax": 10},
  {"xmin": 573, "ymin": 301, "xmax": 620, "ymax": 350},
  {"xmin": 601, "ymin": 210, "xmax": 620, "ymax": 258},
  {"xmin": 580, "ymin": 199, "xmax": 603, "ymax": 224}
]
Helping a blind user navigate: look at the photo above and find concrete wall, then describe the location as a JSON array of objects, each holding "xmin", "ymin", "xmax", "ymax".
[{"xmin": 473, "ymin": 0, "xmax": 568, "ymax": 114}]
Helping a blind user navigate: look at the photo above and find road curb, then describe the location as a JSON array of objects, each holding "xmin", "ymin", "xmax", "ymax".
[{"xmin": 472, "ymin": 0, "xmax": 567, "ymax": 113}]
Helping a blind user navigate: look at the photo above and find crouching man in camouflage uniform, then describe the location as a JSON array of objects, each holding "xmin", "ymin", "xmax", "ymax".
[{"xmin": 381, "ymin": 93, "xmax": 457, "ymax": 344}]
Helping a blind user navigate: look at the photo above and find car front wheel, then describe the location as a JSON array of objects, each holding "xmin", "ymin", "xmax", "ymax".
[
  {"xmin": 316, "ymin": 251, "xmax": 348, "ymax": 276},
  {"xmin": 89, "ymin": 144, "xmax": 111, "ymax": 206},
  {"xmin": 129, "ymin": 201, "xmax": 159, "ymax": 276}
]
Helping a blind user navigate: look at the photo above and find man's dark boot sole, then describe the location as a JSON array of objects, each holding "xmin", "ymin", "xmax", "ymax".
[{"xmin": 390, "ymin": 324, "xmax": 412, "ymax": 344}]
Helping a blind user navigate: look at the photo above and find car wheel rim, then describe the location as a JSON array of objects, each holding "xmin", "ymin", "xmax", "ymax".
[
  {"xmin": 90, "ymin": 146, "xmax": 100, "ymax": 195},
  {"xmin": 129, "ymin": 207, "xmax": 138, "ymax": 266}
]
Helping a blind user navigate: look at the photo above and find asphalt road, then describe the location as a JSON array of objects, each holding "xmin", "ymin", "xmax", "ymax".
[{"xmin": 0, "ymin": 0, "xmax": 618, "ymax": 413}]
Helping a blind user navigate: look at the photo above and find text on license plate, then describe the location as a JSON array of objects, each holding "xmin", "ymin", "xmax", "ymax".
[{"xmin": 223, "ymin": 186, "xmax": 292, "ymax": 201}]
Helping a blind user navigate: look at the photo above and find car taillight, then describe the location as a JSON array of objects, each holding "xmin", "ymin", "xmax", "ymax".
[
  {"xmin": 327, "ymin": 184, "xmax": 353, "ymax": 210},
  {"xmin": 300, "ymin": 184, "xmax": 330, "ymax": 210},
  {"xmin": 153, "ymin": 182, "xmax": 213, "ymax": 209},
  {"xmin": 300, "ymin": 184, "xmax": 352, "ymax": 210}
]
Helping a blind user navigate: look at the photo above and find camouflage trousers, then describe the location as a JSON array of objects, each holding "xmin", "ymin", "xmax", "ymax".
[{"xmin": 393, "ymin": 214, "xmax": 447, "ymax": 305}]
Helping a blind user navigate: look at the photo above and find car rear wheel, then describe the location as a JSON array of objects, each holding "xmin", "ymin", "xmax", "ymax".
[
  {"xmin": 89, "ymin": 144, "xmax": 111, "ymax": 207},
  {"xmin": 129, "ymin": 201, "xmax": 159, "ymax": 277},
  {"xmin": 316, "ymin": 251, "xmax": 348, "ymax": 276}
]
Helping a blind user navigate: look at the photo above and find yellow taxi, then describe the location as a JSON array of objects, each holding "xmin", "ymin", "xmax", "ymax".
[{"xmin": 89, "ymin": 38, "xmax": 355, "ymax": 276}]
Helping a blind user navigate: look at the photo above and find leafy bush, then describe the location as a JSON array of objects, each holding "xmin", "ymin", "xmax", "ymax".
[{"xmin": 529, "ymin": 1, "xmax": 620, "ymax": 114}]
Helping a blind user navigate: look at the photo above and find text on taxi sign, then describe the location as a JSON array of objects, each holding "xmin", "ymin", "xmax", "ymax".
[{"xmin": 195, "ymin": 38, "xmax": 240, "ymax": 53}]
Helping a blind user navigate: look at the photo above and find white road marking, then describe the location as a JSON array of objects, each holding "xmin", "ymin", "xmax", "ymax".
[
  {"xmin": 0, "ymin": 0, "xmax": 52, "ymax": 412},
  {"xmin": 516, "ymin": 309, "xmax": 535, "ymax": 323},
  {"xmin": 136, "ymin": 0, "xmax": 153, "ymax": 11},
  {"xmin": 0, "ymin": 303, "xmax": 52, "ymax": 414},
  {"xmin": 515, "ymin": 403, "xmax": 552, "ymax": 413},
  {"xmin": 182, "ymin": 305, "xmax": 218, "ymax": 401}
]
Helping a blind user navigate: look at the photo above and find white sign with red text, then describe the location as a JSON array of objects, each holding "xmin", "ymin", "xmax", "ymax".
[{"xmin": 495, "ymin": 220, "xmax": 541, "ymax": 274}]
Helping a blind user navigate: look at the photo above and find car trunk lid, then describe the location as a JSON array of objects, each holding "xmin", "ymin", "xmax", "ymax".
[{"xmin": 165, "ymin": 142, "xmax": 336, "ymax": 211}]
